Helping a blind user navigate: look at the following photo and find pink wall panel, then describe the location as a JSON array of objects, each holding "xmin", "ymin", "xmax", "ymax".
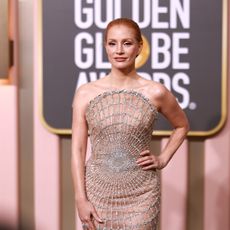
[
  {"xmin": 34, "ymin": 1, "xmax": 61, "ymax": 229},
  {"xmin": 33, "ymin": 116, "xmax": 61, "ymax": 230},
  {"xmin": 161, "ymin": 139, "xmax": 188, "ymax": 230},
  {"xmin": 204, "ymin": 2, "xmax": 230, "ymax": 229},
  {"xmin": 0, "ymin": 86, "xmax": 19, "ymax": 228},
  {"xmin": 204, "ymin": 62, "xmax": 230, "ymax": 228},
  {"xmin": 204, "ymin": 95, "xmax": 230, "ymax": 230},
  {"xmin": 204, "ymin": 128, "xmax": 230, "ymax": 230}
]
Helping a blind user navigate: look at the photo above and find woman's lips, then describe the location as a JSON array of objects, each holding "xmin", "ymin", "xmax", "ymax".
[{"xmin": 114, "ymin": 57, "xmax": 127, "ymax": 62}]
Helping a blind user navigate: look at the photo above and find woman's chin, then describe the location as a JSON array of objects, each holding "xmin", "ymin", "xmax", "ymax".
[{"xmin": 112, "ymin": 62, "xmax": 134, "ymax": 70}]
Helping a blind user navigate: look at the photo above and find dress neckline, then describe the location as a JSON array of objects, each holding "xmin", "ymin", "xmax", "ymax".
[{"xmin": 86, "ymin": 89, "xmax": 158, "ymax": 116}]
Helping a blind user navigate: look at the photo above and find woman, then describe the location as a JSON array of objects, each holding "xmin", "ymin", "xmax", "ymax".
[{"xmin": 71, "ymin": 18, "xmax": 189, "ymax": 230}]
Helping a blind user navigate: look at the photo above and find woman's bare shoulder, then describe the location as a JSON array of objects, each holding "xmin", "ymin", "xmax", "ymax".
[
  {"xmin": 73, "ymin": 82, "xmax": 91, "ymax": 99},
  {"xmin": 72, "ymin": 82, "xmax": 95, "ymax": 107},
  {"xmin": 142, "ymin": 79, "xmax": 169, "ymax": 98},
  {"xmin": 140, "ymin": 79, "xmax": 172, "ymax": 110},
  {"xmin": 75, "ymin": 80, "xmax": 102, "ymax": 94},
  {"xmin": 73, "ymin": 78, "xmax": 109, "ymax": 105}
]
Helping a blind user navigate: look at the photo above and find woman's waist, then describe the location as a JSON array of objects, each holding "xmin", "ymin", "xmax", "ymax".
[
  {"xmin": 86, "ymin": 155, "xmax": 159, "ymax": 178},
  {"xmin": 86, "ymin": 150, "xmax": 141, "ymax": 172},
  {"xmin": 86, "ymin": 157, "xmax": 137, "ymax": 174},
  {"xmin": 85, "ymin": 160, "xmax": 160, "ymax": 194}
]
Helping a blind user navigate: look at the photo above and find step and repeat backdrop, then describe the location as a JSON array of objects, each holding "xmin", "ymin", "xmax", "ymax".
[{"xmin": 39, "ymin": 0, "xmax": 227, "ymax": 136}]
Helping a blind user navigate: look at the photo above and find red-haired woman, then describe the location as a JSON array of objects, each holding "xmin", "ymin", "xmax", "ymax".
[{"xmin": 71, "ymin": 18, "xmax": 189, "ymax": 230}]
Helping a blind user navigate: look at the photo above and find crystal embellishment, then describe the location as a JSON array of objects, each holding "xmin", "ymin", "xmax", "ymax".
[{"xmin": 84, "ymin": 89, "xmax": 160, "ymax": 229}]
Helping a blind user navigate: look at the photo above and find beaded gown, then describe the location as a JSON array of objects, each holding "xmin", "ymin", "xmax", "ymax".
[{"xmin": 85, "ymin": 89, "xmax": 160, "ymax": 230}]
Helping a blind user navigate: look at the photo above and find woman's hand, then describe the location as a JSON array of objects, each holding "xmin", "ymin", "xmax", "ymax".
[
  {"xmin": 77, "ymin": 199, "xmax": 103, "ymax": 230},
  {"xmin": 136, "ymin": 150, "xmax": 168, "ymax": 170}
]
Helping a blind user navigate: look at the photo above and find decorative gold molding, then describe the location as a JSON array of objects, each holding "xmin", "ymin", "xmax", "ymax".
[{"xmin": 37, "ymin": 0, "xmax": 71, "ymax": 135}]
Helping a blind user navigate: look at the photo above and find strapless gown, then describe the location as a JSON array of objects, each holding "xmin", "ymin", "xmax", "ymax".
[{"xmin": 85, "ymin": 89, "xmax": 160, "ymax": 230}]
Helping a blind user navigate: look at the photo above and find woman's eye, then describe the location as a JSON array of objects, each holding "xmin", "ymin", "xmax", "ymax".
[
  {"xmin": 124, "ymin": 42, "xmax": 132, "ymax": 46},
  {"xmin": 108, "ymin": 42, "xmax": 116, "ymax": 46}
]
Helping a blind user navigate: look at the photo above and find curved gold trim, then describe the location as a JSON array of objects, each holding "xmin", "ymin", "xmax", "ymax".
[
  {"xmin": 38, "ymin": 0, "xmax": 72, "ymax": 135},
  {"xmin": 38, "ymin": 0, "xmax": 228, "ymax": 137}
]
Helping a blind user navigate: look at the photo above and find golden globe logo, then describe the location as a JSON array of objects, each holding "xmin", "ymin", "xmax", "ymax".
[{"xmin": 135, "ymin": 35, "xmax": 150, "ymax": 69}]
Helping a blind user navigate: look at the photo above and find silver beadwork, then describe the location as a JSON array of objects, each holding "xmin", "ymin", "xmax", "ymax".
[{"xmin": 85, "ymin": 89, "xmax": 160, "ymax": 230}]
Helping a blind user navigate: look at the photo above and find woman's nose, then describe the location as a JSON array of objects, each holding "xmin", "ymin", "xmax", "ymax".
[{"xmin": 116, "ymin": 44, "xmax": 124, "ymax": 54}]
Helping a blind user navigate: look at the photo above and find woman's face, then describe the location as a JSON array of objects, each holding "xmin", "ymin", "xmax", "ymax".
[{"xmin": 105, "ymin": 25, "xmax": 142, "ymax": 70}]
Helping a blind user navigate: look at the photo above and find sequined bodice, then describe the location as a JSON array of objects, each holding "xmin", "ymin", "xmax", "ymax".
[
  {"xmin": 86, "ymin": 89, "xmax": 158, "ymax": 172},
  {"xmin": 85, "ymin": 89, "xmax": 160, "ymax": 229}
]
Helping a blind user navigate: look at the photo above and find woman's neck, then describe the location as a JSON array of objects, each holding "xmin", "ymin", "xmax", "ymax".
[{"xmin": 108, "ymin": 69, "xmax": 140, "ymax": 89}]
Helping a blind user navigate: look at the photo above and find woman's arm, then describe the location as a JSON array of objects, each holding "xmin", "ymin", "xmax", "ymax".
[
  {"xmin": 71, "ymin": 85, "xmax": 103, "ymax": 228},
  {"xmin": 137, "ymin": 84, "xmax": 189, "ymax": 170},
  {"xmin": 71, "ymin": 86, "xmax": 89, "ymax": 202}
]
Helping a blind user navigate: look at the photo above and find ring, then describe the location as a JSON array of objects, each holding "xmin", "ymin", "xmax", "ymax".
[{"xmin": 82, "ymin": 223, "xmax": 88, "ymax": 229}]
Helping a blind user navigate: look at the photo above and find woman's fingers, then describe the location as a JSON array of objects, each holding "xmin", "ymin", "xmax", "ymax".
[
  {"xmin": 142, "ymin": 164, "xmax": 157, "ymax": 170},
  {"xmin": 139, "ymin": 150, "xmax": 151, "ymax": 156},
  {"xmin": 82, "ymin": 216, "xmax": 95, "ymax": 230},
  {"xmin": 91, "ymin": 209, "xmax": 104, "ymax": 223},
  {"xmin": 137, "ymin": 151, "xmax": 162, "ymax": 170},
  {"xmin": 87, "ymin": 220, "xmax": 95, "ymax": 230},
  {"xmin": 137, "ymin": 159, "xmax": 153, "ymax": 166},
  {"xmin": 138, "ymin": 159, "xmax": 158, "ymax": 167},
  {"xmin": 137, "ymin": 154, "xmax": 158, "ymax": 165},
  {"xmin": 79, "ymin": 201, "xmax": 103, "ymax": 229},
  {"xmin": 137, "ymin": 150, "xmax": 156, "ymax": 164},
  {"xmin": 136, "ymin": 155, "xmax": 151, "ymax": 164}
]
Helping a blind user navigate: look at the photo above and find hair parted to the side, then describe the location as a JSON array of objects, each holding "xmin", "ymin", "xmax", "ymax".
[{"xmin": 104, "ymin": 18, "xmax": 143, "ymax": 43}]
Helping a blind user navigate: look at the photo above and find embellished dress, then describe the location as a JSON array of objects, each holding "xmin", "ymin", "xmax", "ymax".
[{"xmin": 85, "ymin": 89, "xmax": 160, "ymax": 230}]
